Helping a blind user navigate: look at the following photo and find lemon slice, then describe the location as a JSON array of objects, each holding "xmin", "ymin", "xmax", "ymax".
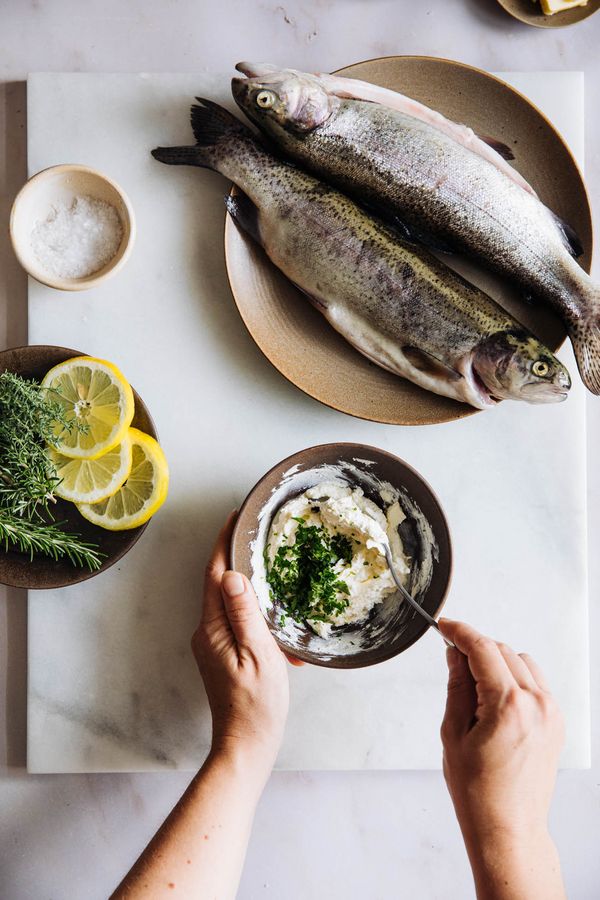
[
  {"xmin": 48, "ymin": 434, "xmax": 133, "ymax": 504},
  {"xmin": 76, "ymin": 429, "xmax": 169, "ymax": 530},
  {"xmin": 41, "ymin": 356, "xmax": 134, "ymax": 460}
]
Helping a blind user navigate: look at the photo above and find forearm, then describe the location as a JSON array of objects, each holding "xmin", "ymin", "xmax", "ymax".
[
  {"xmin": 462, "ymin": 826, "xmax": 565, "ymax": 900},
  {"xmin": 112, "ymin": 749, "xmax": 267, "ymax": 900}
]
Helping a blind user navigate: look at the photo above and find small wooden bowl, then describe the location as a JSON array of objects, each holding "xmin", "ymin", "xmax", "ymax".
[
  {"xmin": 0, "ymin": 345, "xmax": 156, "ymax": 590},
  {"xmin": 9, "ymin": 164, "xmax": 135, "ymax": 291},
  {"xmin": 231, "ymin": 443, "xmax": 453, "ymax": 668},
  {"xmin": 496, "ymin": 0, "xmax": 600, "ymax": 27}
]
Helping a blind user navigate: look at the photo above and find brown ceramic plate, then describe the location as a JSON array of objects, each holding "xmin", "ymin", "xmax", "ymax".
[
  {"xmin": 224, "ymin": 55, "xmax": 593, "ymax": 426},
  {"xmin": 231, "ymin": 443, "xmax": 452, "ymax": 668},
  {"xmin": 496, "ymin": 0, "xmax": 600, "ymax": 27},
  {"xmin": 0, "ymin": 345, "xmax": 157, "ymax": 590}
]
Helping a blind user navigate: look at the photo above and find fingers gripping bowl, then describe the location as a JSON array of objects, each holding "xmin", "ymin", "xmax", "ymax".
[{"xmin": 231, "ymin": 444, "xmax": 452, "ymax": 668}]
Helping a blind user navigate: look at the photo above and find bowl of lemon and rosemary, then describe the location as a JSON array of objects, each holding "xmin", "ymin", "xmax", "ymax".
[
  {"xmin": 0, "ymin": 346, "xmax": 168, "ymax": 589},
  {"xmin": 231, "ymin": 443, "xmax": 452, "ymax": 668}
]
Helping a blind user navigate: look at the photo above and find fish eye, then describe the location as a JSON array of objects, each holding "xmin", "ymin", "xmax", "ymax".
[
  {"xmin": 255, "ymin": 90, "xmax": 275, "ymax": 109},
  {"xmin": 532, "ymin": 360, "xmax": 550, "ymax": 377}
]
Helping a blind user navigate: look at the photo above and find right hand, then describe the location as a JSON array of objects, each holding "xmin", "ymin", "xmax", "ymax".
[{"xmin": 438, "ymin": 618, "xmax": 564, "ymax": 852}]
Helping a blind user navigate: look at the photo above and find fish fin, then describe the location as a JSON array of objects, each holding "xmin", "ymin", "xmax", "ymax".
[
  {"xmin": 225, "ymin": 192, "xmax": 263, "ymax": 246},
  {"xmin": 190, "ymin": 97, "xmax": 248, "ymax": 145},
  {"xmin": 402, "ymin": 346, "xmax": 463, "ymax": 382},
  {"xmin": 550, "ymin": 211, "xmax": 584, "ymax": 259},
  {"xmin": 391, "ymin": 217, "xmax": 455, "ymax": 254},
  {"xmin": 151, "ymin": 146, "xmax": 205, "ymax": 166},
  {"xmin": 476, "ymin": 133, "xmax": 515, "ymax": 161},
  {"xmin": 289, "ymin": 280, "xmax": 328, "ymax": 310},
  {"xmin": 152, "ymin": 99, "xmax": 250, "ymax": 171},
  {"xmin": 571, "ymin": 314, "xmax": 600, "ymax": 394}
]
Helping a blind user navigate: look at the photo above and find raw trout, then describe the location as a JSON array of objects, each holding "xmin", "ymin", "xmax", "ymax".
[
  {"xmin": 232, "ymin": 63, "xmax": 600, "ymax": 394},
  {"xmin": 152, "ymin": 100, "xmax": 570, "ymax": 410}
]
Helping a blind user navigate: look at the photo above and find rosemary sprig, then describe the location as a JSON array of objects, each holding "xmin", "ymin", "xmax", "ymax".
[
  {"xmin": 0, "ymin": 371, "xmax": 85, "ymax": 520},
  {"xmin": 0, "ymin": 370, "xmax": 104, "ymax": 570},
  {"xmin": 0, "ymin": 510, "xmax": 104, "ymax": 570}
]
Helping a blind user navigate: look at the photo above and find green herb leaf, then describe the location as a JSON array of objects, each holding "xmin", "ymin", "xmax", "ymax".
[
  {"xmin": 0, "ymin": 371, "xmax": 103, "ymax": 568},
  {"xmin": 266, "ymin": 522, "xmax": 353, "ymax": 626}
]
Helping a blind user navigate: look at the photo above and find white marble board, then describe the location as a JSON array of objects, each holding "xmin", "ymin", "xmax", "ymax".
[{"xmin": 26, "ymin": 72, "xmax": 590, "ymax": 772}]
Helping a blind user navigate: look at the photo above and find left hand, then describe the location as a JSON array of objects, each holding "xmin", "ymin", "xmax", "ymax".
[{"xmin": 192, "ymin": 512, "xmax": 291, "ymax": 779}]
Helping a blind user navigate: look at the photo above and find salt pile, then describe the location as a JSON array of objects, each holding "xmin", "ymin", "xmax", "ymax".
[{"xmin": 30, "ymin": 195, "xmax": 123, "ymax": 279}]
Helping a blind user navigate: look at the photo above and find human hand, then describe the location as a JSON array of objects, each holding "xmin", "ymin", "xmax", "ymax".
[
  {"xmin": 192, "ymin": 512, "xmax": 290, "ymax": 780},
  {"xmin": 439, "ymin": 618, "xmax": 565, "ymax": 899}
]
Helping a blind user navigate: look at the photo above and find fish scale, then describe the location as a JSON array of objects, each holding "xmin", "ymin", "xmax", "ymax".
[
  {"xmin": 232, "ymin": 64, "xmax": 600, "ymax": 394},
  {"xmin": 152, "ymin": 98, "xmax": 570, "ymax": 411}
]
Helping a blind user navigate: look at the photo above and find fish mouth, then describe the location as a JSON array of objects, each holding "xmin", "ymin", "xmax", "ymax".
[
  {"xmin": 520, "ymin": 383, "xmax": 570, "ymax": 403},
  {"xmin": 461, "ymin": 357, "xmax": 498, "ymax": 409},
  {"xmin": 235, "ymin": 61, "xmax": 280, "ymax": 79}
]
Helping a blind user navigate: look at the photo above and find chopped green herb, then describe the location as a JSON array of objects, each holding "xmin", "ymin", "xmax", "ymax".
[
  {"xmin": 266, "ymin": 522, "xmax": 353, "ymax": 625},
  {"xmin": 330, "ymin": 533, "xmax": 353, "ymax": 565}
]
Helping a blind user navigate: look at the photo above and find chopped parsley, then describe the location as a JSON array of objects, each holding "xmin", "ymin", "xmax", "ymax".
[{"xmin": 266, "ymin": 519, "xmax": 353, "ymax": 624}]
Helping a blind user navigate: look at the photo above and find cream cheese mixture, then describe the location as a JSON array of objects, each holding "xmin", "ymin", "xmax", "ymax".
[{"xmin": 266, "ymin": 480, "xmax": 411, "ymax": 637}]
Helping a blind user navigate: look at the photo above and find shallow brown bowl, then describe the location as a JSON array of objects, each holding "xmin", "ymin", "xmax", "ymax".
[
  {"xmin": 0, "ymin": 345, "xmax": 157, "ymax": 590},
  {"xmin": 231, "ymin": 443, "xmax": 452, "ymax": 668},
  {"xmin": 496, "ymin": 0, "xmax": 600, "ymax": 27},
  {"xmin": 225, "ymin": 55, "xmax": 592, "ymax": 425}
]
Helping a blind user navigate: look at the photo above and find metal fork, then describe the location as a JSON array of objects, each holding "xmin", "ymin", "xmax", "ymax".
[{"xmin": 383, "ymin": 544, "xmax": 455, "ymax": 649}]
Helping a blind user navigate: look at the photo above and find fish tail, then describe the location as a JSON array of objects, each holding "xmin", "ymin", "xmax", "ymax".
[
  {"xmin": 152, "ymin": 98, "xmax": 249, "ymax": 170},
  {"xmin": 189, "ymin": 97, "xmax": 248, "ymax": 145},
  {"xmin": 570, "ymin": 303, "xmax": 600, "ymax": 395},
  {"xmin": 151, "ymin": 145, "xmax": 206, "ymax": 166}
]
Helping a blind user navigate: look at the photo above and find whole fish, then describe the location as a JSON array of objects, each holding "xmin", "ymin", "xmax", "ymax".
[
  {"xmin": 152, "ymin": 99, "xmax": 570, "ymax": 410},
  {"xmin": 232, "ymin": 62, "xmax": 600, "ymax": 394}
]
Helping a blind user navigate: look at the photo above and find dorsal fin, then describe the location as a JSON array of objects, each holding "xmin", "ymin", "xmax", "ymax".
[
  {"xmin": 477, "ymin": 133, "xmax": 515, "ymax": 161},
  {"xmin": 550, "ymin": 210, "xmax": 584, "ymax": 258}
]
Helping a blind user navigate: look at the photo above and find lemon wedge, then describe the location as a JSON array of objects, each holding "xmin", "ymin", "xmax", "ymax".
[
  {"xmin": 48, "ymin": 434, "xmax": 133, "ymax": 504},
  {"xmin": 42, "ymin": 356, "xmax": 134, "ymax": 460},
  {"xmin": 76, "ymin": 429, "xmax": 169, "ymax": 530}
]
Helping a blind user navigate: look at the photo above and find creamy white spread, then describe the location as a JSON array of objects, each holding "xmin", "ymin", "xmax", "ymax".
[{"xmin": 266, "ymin": 480, "xmax": 411, "ymax": 637}]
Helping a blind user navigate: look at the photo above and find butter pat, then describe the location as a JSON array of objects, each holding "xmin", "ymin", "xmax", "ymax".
[{"xmin": 537, "ymin": 0, "xmax": 588, "ymax": 15}]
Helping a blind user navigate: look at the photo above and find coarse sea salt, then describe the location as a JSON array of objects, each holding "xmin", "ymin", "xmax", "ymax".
[{"xmin": 30, "ymin": 194, "xmax": 123, "ymax": 279}]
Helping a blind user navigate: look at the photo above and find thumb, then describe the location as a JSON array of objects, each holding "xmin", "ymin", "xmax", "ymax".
[
  {"xmin": 442, "ymin": 647, "xmax": 477, "ymax": 740},
  {"xmin": 221, "ymin": 570, "xmax": 273, "ymax": 651}
]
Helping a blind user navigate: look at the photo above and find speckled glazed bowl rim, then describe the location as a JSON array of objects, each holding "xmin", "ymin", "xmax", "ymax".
[
  {"xmin": 495, "ymin": 0, "xmax": 600, "ymax": 28},
  {"xmin": 230, "ymin": 442, "xmax": 454, "ymax": 668},
  {"xmin": 9, "ymin": 164, "xmax": 136, "ymax": 292},
  {"xmin": 0, "ymin": 344, "xmax": 156, "ymax": 590}
]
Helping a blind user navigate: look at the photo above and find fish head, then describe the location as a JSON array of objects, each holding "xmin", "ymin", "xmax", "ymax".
[
  {"xmin": 471, "ymin": 330, "xmax": 571, "ymax": 404},
  {"xmin": 232, "ymin": 62, "xmax": 337, "ymax": 136}
]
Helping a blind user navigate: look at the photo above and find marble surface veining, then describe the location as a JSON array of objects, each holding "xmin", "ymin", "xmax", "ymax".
[
  {"xmin": 2, "ymin": 2, "xmax": 600, "ymax": 898},
  {"xmin": 25, "ymin": 71, "xmax": 589, "ymax": 774}
]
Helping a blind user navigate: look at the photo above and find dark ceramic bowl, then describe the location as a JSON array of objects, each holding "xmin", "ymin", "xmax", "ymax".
[
  {"xmin": 231, "ymin": 443, "xmax": 452, "ymax": 668},
  {"xmin": 0, "ymin": 345, "xmax": 157, "ymax": 589}
]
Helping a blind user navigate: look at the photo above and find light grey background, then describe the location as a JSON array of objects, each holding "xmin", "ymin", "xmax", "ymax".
[{"xmin": 1, "ymin": 1, "xmax": 599, "ymax": 898}]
